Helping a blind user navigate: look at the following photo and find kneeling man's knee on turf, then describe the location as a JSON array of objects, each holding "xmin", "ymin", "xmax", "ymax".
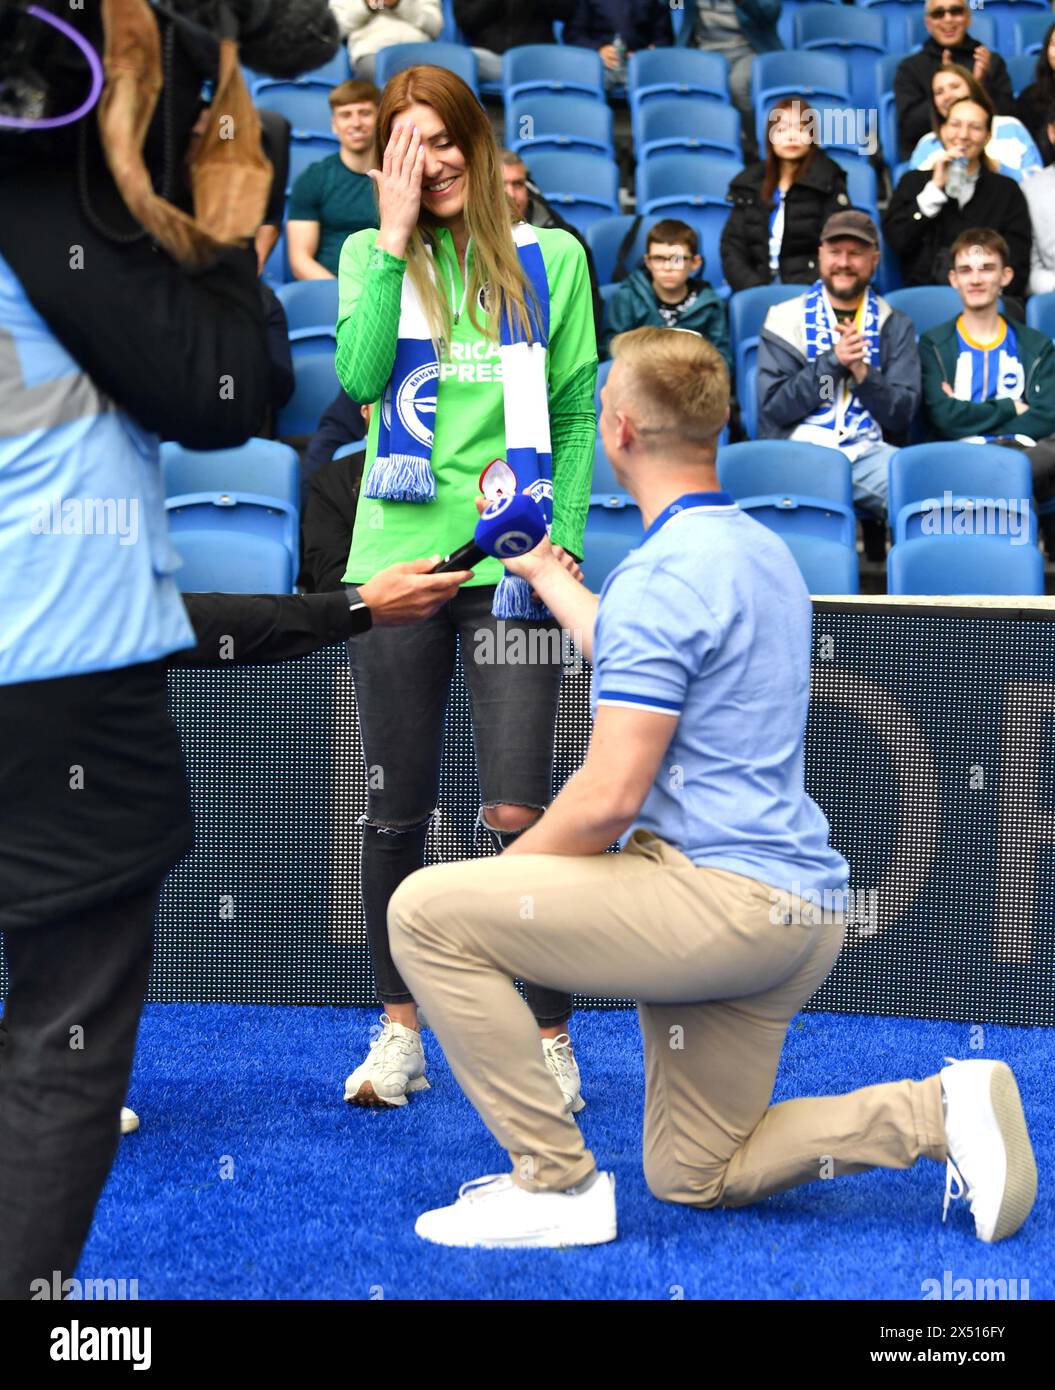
[{"xmin": 644, "ymin": 1153, "xmax": 727, "ymax": 1209}]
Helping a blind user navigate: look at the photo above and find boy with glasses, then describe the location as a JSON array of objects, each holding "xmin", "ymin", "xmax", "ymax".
[
  {"xmin": 894, "ymin": 1, "xmax": 1015, "ymax": 161},
  {"xmin": 599, "ymin": 219, "xmax": 731, "ymax": 369}
]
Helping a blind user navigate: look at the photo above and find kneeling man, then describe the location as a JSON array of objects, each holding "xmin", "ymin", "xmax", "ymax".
[{"xmin": 389, "ymin": 327, "xmax": 1037, "ymax": 1249}]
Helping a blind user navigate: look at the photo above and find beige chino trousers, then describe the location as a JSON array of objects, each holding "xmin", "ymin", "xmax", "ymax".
[{"xmin": 389, "ymin": 830, "xmax": 947, "ymax": 1204}]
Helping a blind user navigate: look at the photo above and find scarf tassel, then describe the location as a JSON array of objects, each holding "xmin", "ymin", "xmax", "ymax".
[
  {"xmin": 363, "ymin": 452, "xmax": 437, "ymax": 504},
  {"xmin": 492, "ymin": 573, "xmax": 550, "ymax": 621}
]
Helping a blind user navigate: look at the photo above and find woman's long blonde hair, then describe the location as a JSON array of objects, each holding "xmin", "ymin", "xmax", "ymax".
[{"xmin": 374, "ymin": 66, "xmax": 540, "ymax": 348}]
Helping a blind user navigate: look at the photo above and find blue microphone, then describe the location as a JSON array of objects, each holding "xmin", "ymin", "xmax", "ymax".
[{"xmin": 431, "ymin": 494, "xmax": 548, "ymax": 573}]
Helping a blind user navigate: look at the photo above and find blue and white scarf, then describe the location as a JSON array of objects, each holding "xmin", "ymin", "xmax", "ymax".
[
  {"xmin": 366, "ymin": 222, "xmax": 553, "ymax": 620},
  {"xmin": 790, "ymin": 280, "xmax": 884, "ymax": 460}
]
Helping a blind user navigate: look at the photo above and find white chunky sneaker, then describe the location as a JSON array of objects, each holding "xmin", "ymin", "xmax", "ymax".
[
  {"xmin": 415, "ymin": 1171, "xmax": 616, "ymax": 1249},
  {"xmin": 120, "ymin": 1107, "xmax": 140, "ymax": 1135},
  {"xmin": 542, "ymin": 1034, "xmax": 585, "ymax": 1114},
  {"xmin": 940, "ymin": 1058, "xmax": 1037, "ymax": 1243},
  {"xmin": 344, "ymin": 1014, "xmax": 430, "ymax": 1108}
]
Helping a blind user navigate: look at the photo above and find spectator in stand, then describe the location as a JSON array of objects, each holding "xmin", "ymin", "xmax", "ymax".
[
  {"xmin": 1024, "ymin": 107, "xmax": 1055, "ymax": 295},
  {"xmin": 919, "ymin": 228, "xmax": 1055, "ymax": 533},
  {"xmin": 287, "ymin": 80, "xmax": 380, "ymax": 280},
  {"xmin": 883, "ymin": 95, "xmax": 1031, "ymax": 300},
  {"xmin": 756, "ymin": 211, "xmax": 921, "ymax": 521},
  {"xmin": 894, "ymin": 0, "xmax": 1014, "ymax": 163},
  {"xmin": 500, "ymin": 148, "xmax": 603, "ymax": 339},
  {"xmin": 564, "ymin": 0, "xmax": 674, "ymax": 87},
  {"xmin": 680, "ymin": 1, "xmax": 782, "ymax": 157},
  {"xmin": 910, "ymin": 65, "xmax": 1041, "ymax": 185},
  {"xmin": 599, "ymin": 218, "xmax": 732, "ymax": 368},
  {"xmin": 454, "ymin": 1, "xmax": 575, "ymax": 84},
  {"xmin": 720, "ymin": 96, "xmax": 850, "ymax": 293},
  {"xmin": 1016, "ymin": 21, "xmax": 1055, "ymax": 169},
  {"xmin": 331, "ymin": 0, "xmax": 443, "ymax": 83}
]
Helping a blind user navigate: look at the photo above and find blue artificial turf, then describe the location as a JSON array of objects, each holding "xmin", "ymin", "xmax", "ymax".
[{"xmin": 76, "ymin": 1006, "xmax": 1051, "ymax": 1301}]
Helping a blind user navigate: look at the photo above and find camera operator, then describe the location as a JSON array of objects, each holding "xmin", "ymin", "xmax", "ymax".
[{"xmin": 0, "ymin": 0, "xmax": 465, "ymax": 1298}]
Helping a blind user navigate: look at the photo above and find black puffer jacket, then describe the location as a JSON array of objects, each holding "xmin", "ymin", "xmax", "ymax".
[{"xmin": 719, "ymin": 152, "xmax": 850, "ymax": 292}]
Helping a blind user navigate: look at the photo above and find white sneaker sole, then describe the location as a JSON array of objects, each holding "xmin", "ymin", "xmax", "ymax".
[
  {"xmin": 982, "ymin": 1062, "xmax": 1037, "ymax": 1243},
  {"xmin": 344, "ymin": 1075, "xmax": 430, "ymax": 1109},
  {"xmin": 415, "ymin": 1220, "xmax": 617, "ymax": 1250}
]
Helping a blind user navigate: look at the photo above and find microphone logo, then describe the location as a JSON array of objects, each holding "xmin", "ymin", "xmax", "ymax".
[{"xmin": 494, "ymin": 530, "xmax": 535, "ymax": 558}]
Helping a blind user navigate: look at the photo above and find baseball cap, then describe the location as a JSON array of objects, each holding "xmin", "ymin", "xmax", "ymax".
[{"xmin": 820, "ymin": 210, "xmax": 879, "ymax": 247}]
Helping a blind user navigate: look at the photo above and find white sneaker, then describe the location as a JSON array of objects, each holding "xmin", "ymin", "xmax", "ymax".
[
  {"xmin": 344, "ymin": 1014, "xmax": 430, "ymax": 1108},
  {"xmin": 940, "ymin": 1058, "xmax": 1037, "ymax": 1243},
  {"xmin": 120, "ymin": 1107, "xmax": 139, "ymax": 1135},
  {"xmin": 415, "ymin": 1171, "xmax": 616, "ymax": 1249},
  {"xmin": 542, "ymin": 1034, "xmax": 585, "ymax": 1113}
]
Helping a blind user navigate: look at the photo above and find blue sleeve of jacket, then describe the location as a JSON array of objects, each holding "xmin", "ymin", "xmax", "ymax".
[
  {"xmin": 756, "ymin": 328, "xmax": 847, "ymax": 436},
  {"xmin": 851, "ymin": 310, "xmax": 922, "ymax": 437}
]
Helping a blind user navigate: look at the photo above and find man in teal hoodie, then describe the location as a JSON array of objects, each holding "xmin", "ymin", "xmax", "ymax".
[
  {"xmin": 919, "ymin": 227, "xmax": 1055, "ymax": 519},
  {"xmin": 600, "ymin": 219, "xmax": 732, "ymax": 372}
]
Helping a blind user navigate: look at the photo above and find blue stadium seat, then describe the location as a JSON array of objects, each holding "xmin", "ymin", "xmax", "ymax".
[
  {"xmin": 162, "ymin": 439, "xmax": 299, "ymax": 510},
  {"xmin": 439, "ymin": 0, "xmax": 462, "ymax": 43},
  {"xmin": 632, "ymin": 98, "xmax": 741, "ymax": 160},
  {"xmin": 888, "ymin": 443, "xmax": 1035, "ymax": 544},
  {"xmin": 752, "ymin": 51, "xmax": 851, "ymax": 147},
  {"xmin": 503, "ymin": 44, "xmax": 605, "ymax": 101},
  {"xmin": 254, "ymin": 86, "xmax": 332, "ymax": 134},
  {"xmin": 505, "ymin": 92, "xmax": 614, "ymax": 157},
  {"xmin": 171, "ymin": 531, "xmax": 295, "ymax": 594},
  {"xmin": 857, "ymin": 2, "xmax": 915, "ymax": 54},
  {"xmin": 588, "ymin": 210, "xmax": 731, "ymax": 296},
  {"xmin": 794, "ymin": 5, "xmax": 886, "ymax": 108},
  {"xmin": 875, "ymin": 232, "xmax": 903, "ymax": 295},
  {"xmin": 718, "ymin": 440, "xmax": 854, "ymax": 507},
  {"xmin": 581, "ymin": 499, "xmax": 643, "ymax": 591},
  {"xmin": 626, "ymin": 48, "xmax": 728, "ymax": 107},
  {"xmin": 590, "ymin": 433, "xmax": 621, "ymax": 496},
  {"xmin": 907, "ymin": 12, "xmax": 994, "ymax": 50},
  {"xmin": 733, "ymin": 493, "xmax": 857, "ymax": 548},
  {"xmin": 253, "ymin": 52, "xmax": 350, "ymax": 95},
  {"xmin": 884, "ymin": 286, "xmax": 962, "ymax": 339},
  {"xmin": 887, "ymin": 536, "xmax": 1045, "ymax": 595},
  {"xmin": 161, "ymin": 439, "xmax": 300, "ymax": 592},
  {"xmin": 1007, "ymin": 53, "xmax": 1039, "ymax": 98},
  {"xmin": 1026, "ymin": 292, "xmax": 1055, "ymax": 339},
  {"xmin": 790, "ymin": 96, "xmax": 875, "ymax": 157},
  {"xmin": 375, "ymin": 42, "xmax": 479, "ymax": 95},
  {"xmin": 262, "ymin": 228, "xmax": 289, "ymax": 287},
  {"xmin": 637, "ymin": 152, "xmax": 742, "ymax": 215},
  {"xmin": 277, "ymin": 281, "xmax": 341, "ymax": 359},
  {"xmin": 728, "ymin": 284, "xmax": 804, "ymax": 411},
  {"xmin": 333, "ymin": 440, "xmax": 367, "ymax": 463},
  {"xmin": 525, "ymin": 150, "xmax": 620, "ymax": 223},
  {"xmin": 1013, "ymin": 11, "xmax": 1054, "ymax": 56},
  {"xmin": 287, "ymin": 135, "xmax": 340, "ymax": 193},
  {"xmin": 829, "ymin": 153, "xmax": 879, "ymax": 219},
  {"xmin": 277, "ymin": 280, "xmax": 340, "ymax": 331},
  {"xmin": 778, "ymin": 532, "xmax": 860, "ymax": 593},
  {"xmin": 876, "ymin": 52, "xmax": 908, "ymax": 165},
  {"xmin": 276, "ymin": 352, "xmax": 342, "ymax": 438}
]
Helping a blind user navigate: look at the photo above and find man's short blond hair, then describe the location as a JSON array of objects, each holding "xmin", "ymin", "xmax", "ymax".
[{"xmin": 608, "ymin": 328, "xmax": 729, "ymax": 447}]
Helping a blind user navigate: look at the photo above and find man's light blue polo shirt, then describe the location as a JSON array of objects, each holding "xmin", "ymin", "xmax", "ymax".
[{"xmin": 592, "ymin": 492, "xmax": 849, "ymax": 897}]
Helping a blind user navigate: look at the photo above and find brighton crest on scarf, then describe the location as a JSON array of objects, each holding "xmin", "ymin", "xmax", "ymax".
[
  {"xmin": 789, "ymin": 280, "xmax": 884, "ymax": 460},
  {"xmin": 365, "ymin": 222, "xmax": 553, "ymax": 620}
]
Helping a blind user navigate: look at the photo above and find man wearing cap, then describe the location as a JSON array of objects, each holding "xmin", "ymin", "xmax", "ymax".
[{"xmin": 756, "ymin": 211, "xmax": 922, "ymax": 520}]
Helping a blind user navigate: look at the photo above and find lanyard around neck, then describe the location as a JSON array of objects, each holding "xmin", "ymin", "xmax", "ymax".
[
  {"xmin": 441, "ymin": 235, "xmax": 473, "ymax": 325},
  {"xmin": 642, "ymin": 491, "xmax": 735, "ymax": 544}
]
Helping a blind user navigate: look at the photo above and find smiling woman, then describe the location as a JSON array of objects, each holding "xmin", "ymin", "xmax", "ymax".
[{"xmin": 331, "ymin": 65, "xmax": 598, "ymax": 1110}]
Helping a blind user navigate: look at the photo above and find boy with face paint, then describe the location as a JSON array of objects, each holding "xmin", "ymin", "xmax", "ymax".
[{"xmin": 918, "ymin": 228, "xmax": 1055, "ymax": 520}]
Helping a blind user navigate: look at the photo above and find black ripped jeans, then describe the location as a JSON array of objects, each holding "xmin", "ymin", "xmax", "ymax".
[{"xmin": 346, "ymin": 584, "xmax": 572, "ymax": 1027}]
